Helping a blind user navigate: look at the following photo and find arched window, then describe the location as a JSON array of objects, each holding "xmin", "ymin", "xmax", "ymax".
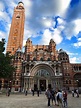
[
  {"xmin": 40, "ymin": 58, "xmax": 43, "ymax": 61},
  {"xmin": 66, "ymin": 80, "xmax": 68, "ymax": 84},
  {"xmin": 16, "ymin": 15, "xmax": 20, "ymax": 19},
  {"xmin": 47, "ymin": 58, "xmax": 50, "ymax": 61},
  {"xmin": 13, "ymin": 81, "xmax": 15, "ymax": 85},
  {"xmin": 36, "ymin": 69, "xmax": 50, "ymax": 77},
  {"xmin": 16, "ymin": 81, "xmax": 18, "ymax": 85},
  {"xmin": 33, "ymin": 57, "xmax": 36, "ymax": 61},
  {"xmin": 69, "ymin": 80, "xmax": 71, "ymax": 84}
]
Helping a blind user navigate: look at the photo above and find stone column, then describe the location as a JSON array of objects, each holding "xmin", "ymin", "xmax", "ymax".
[
  {"xmin": 46, "ymin": 79, "xmax": 48, "ymax": 89},
  {"xmin": 38, "ymin": 79, "xmax": 40, "ymax": 90},
  {"xmin": 25, "ymin": 67, "xmax": 27, "ymax": 74},
  {"xmin": 24, "ymin": 78, "xmax": 26, "ymax": 91},
  {"xmin": 29, "ymin": 78, "xmax": 31, "ymax": 89},
  {"xmin": 1, "ymin": 79, "xmax": 4, "ymax": 90}
]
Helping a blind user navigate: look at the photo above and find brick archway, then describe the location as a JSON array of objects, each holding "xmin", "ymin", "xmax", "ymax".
[
  {"xmin": 30, "ymin": 63, "xmax": 54, "ymax": 77},
  {"xmin": 30, "ymin": 63, "xmax": 54, "ymax": 91},
  {"xmin": 74, "ymin": 73, "xmax": 81, "ymax": 87}
]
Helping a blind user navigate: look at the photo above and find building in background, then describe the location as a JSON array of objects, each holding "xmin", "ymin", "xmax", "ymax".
[{"xmin": 0, "ymin": 2, "xmax": 81, "ymax": 92}]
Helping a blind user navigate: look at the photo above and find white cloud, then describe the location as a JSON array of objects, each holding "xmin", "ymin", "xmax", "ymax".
[
  {"xmin": 42, "ymin": 18, "xmax": 53, "ymax": 28},
  {"xmin": 63, "ymin": 19, "xmax": 81, "ymax": 41},
  {"xmin": 23, "ymin": 0, "xmax": 32, "ymax": 18},
  {"xmin": 0, "ymin": 31, "xmax": 7, "ymax": 40},
  {"xmin": 67, "ymin": 51, "xmax": 78, "ymax": 56},
  {"xmin": 57, "ymin": 17, "xmax": 64, "ymax": 25},
  {"xmin": 25, "ymin": 0, "xmax": 71, "ymax": 33},
  {"xmin": 73, "ymin": 37, "xmax": 81, "ymax": 48},
  {"xmin": 59, "ymin": 0, "xmax": 71, "ymax": 16},
  {"xmin": 0, "ymin": 0, "xmax": 71, "ymax": 41},
  {"xmin": 74, "ymin": 19, "xmax": 81, "ymax": 35},
  {"xmin": 56, "ymin": 18, "xmax": 81, "ymax": 41},
  {"xmin": 0, "ymin": 11, "xmax": 10, "ymax": 23},
  {"xmin": 24, "ymin": 29, "xmax": 32, "ymax": 39},
  {"xmin": 40, "ymin": 29, "xmax": 52, "ymax": 45},
  {"xmin": 70, "ymin": 57, "xmax": 77, "ymax": 63},
  {"xmin": 78, "ymin": 38, "xmax": 81, "ymax": 41},
  {"xmin": 0, "ymin": 1, "xmax": 5, "ymax": 11},
  {"xmin": 70, "ymin": 56, "xmax": 81, "ymax": 63},
  {"xmin": 73, "ymin": 42, "xmax": 81, "ymax": 47},
  {"xmin": 23, "ymin": 39, "xmax": 26, "ymax": 47},
  {"xmin": 52, "ymin": 29, "xmax": 63, "ymax": 44},
  {"xmin": 40, "ymin": 28, "xmax": 63, "ymax": 45}
]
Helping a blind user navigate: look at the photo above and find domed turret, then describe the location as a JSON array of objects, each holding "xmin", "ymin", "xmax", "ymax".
[
  {"xmin": 16, "ymin": 1, "xmax": 24, "ymax": 9},
  {"xmin": 58, "ymin": 49, "xmax": 69, "ymax": 63},
  {"xmin": 18, "ymin": 1, "xmax": 24, "ymax": 6}
]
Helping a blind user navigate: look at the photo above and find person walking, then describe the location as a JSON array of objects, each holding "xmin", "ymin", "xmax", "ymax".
[
  {"xmin": 7, "ymin": 88, "xmax": 11, "ymax": 97},
  {"xmin": 56, "ymin": 90, "xmax": 63, "ymax": 107},
  {"xmin": 76, "ymin": 89, "xmax": 79, "ymax": 98},
  {"xmin": 37, "ymin": 89, "xmax": 40, "ymax": 97},
  {"xmin": 51, "ymin": 89, "xmax": 56, "ymax": 105},
  {"xmin": 45, "ymin": 88, "xmax": 52, "ymax": 107},
  {"xmin": 72, "ymin": 90, "xmax": 74, "ymax": 97},
  {"xmin": 63, "ymin": 90, "xmax": 68, "ymax": 107},
  {"xmin": 32, "ymin": 89, "xmax": 34, "ymax": 96},
  {"xmin": 25, "ymin": 89, "xmax": 28, "ymax": 96}
]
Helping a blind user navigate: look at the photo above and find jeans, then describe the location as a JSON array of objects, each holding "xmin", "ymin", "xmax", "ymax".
[
  {"xmin": 48, "ymin": 98, "xmax": 50, "ymax": 106},
  {"xmin": 63, "ymin": 98, "xmax": 67, "ymax": 107}
]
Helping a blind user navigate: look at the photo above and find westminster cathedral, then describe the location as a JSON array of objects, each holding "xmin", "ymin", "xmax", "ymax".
[{"xmin": 0, "ymin": 2, "xmax": 81, "ymax": 92}]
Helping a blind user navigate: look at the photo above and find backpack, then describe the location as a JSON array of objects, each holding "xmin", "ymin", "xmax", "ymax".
[
  {"xmin": 46, "ymin": 90, "xmax": 52, "ymax": 98},
  {"xmin": 63, "ymin": 92, "xmax": 67, "ymax": 99}
]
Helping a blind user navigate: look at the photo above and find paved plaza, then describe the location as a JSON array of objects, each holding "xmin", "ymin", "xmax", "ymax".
[{"xmin": 0, "ymin": 92, "xmax": 81, "ymax": 108}]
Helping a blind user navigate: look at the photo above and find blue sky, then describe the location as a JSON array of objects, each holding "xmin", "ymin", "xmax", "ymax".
[{"xmin": 0, "ymin": 0, "xmax": 81, "ymax": 63}]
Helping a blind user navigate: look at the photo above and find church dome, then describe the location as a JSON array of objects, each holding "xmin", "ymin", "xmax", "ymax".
[
  {"xmin": 58, "ymin": 49, "xmax": 69, "ymax": 63},
  {"xmin": 18, "ymin": 1, "xmax": 24, "ymax": 4},
  {"xmin": 18, "ymin": 1, "xmax": 24, "ymax": 7}
]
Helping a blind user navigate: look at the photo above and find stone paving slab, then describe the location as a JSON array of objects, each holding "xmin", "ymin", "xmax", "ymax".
[{"xmin": 0, "ymin": 93, "xmax": 81, "ymax": 108}]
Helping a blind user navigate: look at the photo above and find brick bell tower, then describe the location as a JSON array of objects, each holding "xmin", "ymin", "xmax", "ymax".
[{"xmin": 6, "ymin": 2, "xmax": 25, "ymax": 55}]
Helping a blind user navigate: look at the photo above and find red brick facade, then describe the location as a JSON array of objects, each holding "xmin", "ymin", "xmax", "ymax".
[
  {"xmin": 6, "ymin": 2, "xmax": 25, "ymax": 55},
  {"xmin": 0, "ymin": 2, "xmax": 81, "ymax": 92}
]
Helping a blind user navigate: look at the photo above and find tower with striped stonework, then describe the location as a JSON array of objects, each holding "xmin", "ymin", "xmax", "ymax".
[{"xmin": 6, "ymin": 2, "xmax": 25, "ymax": 55}]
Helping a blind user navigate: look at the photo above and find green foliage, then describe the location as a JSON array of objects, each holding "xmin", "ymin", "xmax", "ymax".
[
  {"xmin": 0, "ymin": 39, "xmax": 15, "ymax": 79},
  {"xmin": 0, "ymin": 38, "xmax": 5, "ymax": 53}
]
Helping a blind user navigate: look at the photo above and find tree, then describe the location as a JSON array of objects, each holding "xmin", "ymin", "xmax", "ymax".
[{"xmin": 0, "ymin": 39, "xmax": 15, "ymax": 79}]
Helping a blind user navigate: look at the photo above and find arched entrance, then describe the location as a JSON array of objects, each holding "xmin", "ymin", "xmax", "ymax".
[
  {"xmin": 40, "ymin": 79, "xmax": 46, "ymax": 91},
  {"xmin": 30, "ymin": 63, "xmax": 54, "ymax": 91},
  {"xmin": 34, "ymin": 68, "xmax": 51, "ymax": 91},
  {"xmin": 74, "ymin": 73, "xmax": 81, "ymax": 87}
]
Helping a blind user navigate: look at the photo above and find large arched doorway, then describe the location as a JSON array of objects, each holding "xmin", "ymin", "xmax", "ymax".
[
  {"xmin": 34, "ymin": 68, "xmax": 50, "ymax": 91},
  {"xmin": 40, "ymin": 79, "xmax": 46, "ymax": 91},
  {"xmin": 74, "ymin": 73, "xmax": 81, "ymax": 87},
  {"xmin": 30, "ymin": 63, "xmax": 54, "ymax": 91}
]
